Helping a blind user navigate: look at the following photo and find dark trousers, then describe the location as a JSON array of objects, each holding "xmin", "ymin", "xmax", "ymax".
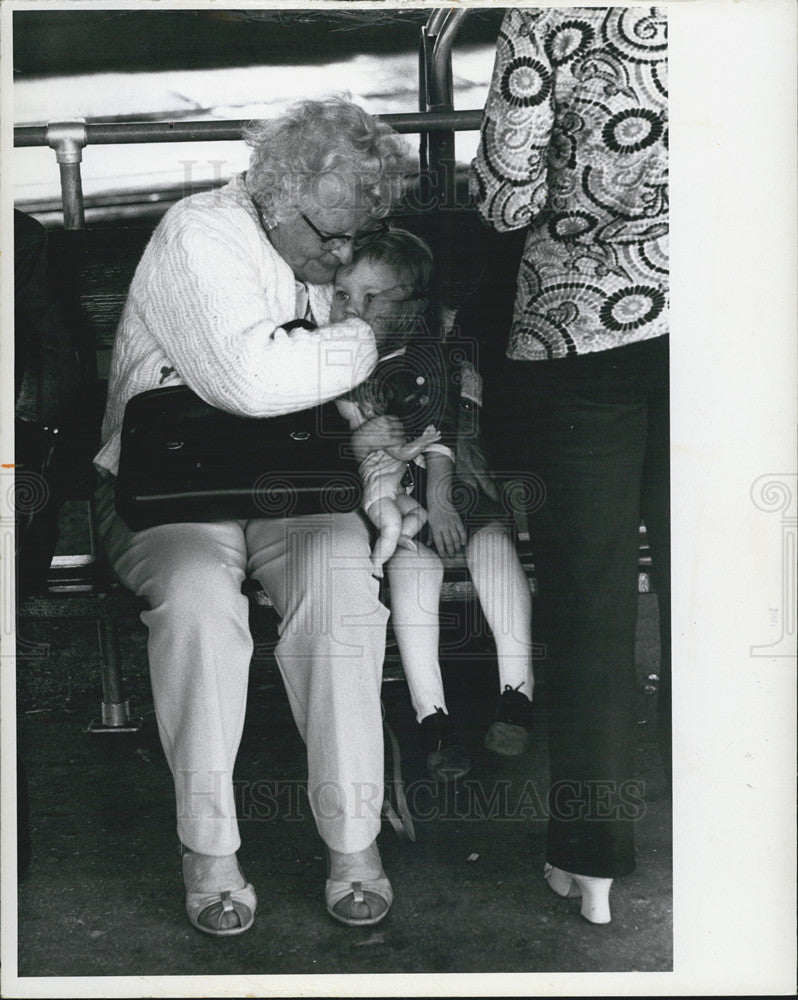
[{"xmin": 481, "ymin": 336, "xmax": 670, "ymax": 878}]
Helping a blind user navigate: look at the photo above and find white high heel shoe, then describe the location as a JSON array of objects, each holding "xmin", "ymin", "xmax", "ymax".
[{"xmin": 544, "ymin": 863, "xmax": 613, "ymax": 924}]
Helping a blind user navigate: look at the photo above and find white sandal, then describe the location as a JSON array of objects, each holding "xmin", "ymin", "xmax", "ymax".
[
  {"xmin": 325, "ymin": 876, "xmax": 393, "ymax": 926},
  {"xmin": 181, "ymin": 844, "xmax": 257, "ymax": 936},
  {"xmin": 186, "ymin": 883, "xmax": 257, "ymax": 936}
]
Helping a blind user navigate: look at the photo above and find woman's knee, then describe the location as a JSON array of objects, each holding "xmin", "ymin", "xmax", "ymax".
[
  {"xmin": 284, "ymin": 514, "xmax": 385, "ymax": 628},
  {"xmin": 144, "ymin": 555, "xmax": 247, "ymax": 618},
  {"xmin": 302, "ymin": 512, "xmax": 372, "ymax": 565}
]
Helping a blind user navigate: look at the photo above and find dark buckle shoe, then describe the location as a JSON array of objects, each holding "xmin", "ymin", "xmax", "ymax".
[
  {"xmin": 484, "ymin": 684, "xmax": 533, "ymax": 757},
  {"xmin": 420, "ymin": 708, "xmax": 471, "ymax": 781}
]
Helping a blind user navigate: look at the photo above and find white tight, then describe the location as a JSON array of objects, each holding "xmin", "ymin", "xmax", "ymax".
[{"xmin": 386, "ymin": 524, "xmax": 534, "ymax": 723}]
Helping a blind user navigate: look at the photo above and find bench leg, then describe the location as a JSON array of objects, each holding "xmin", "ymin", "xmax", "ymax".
[{"xmin": 87, "ymin": 611, "xmax": 142, "ymax": 733}]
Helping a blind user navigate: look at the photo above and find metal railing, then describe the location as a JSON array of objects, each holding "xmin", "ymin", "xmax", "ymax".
[
  {"xmin": 419, "ymin": 8, "xmax": 470, "ymax": 208},
  {"xmin": 13, "ymin": 10, "xmax": 483, "ymax": 229}
]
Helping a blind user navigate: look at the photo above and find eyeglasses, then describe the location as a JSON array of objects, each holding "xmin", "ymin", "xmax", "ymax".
[{"xmin": 300, "ymin": 213, "xmax": 390, "ymax": 252}]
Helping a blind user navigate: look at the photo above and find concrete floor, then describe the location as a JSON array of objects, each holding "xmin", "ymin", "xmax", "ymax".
[{"xmin": 14, "ymin": 594, "xmax": 672, "ymax": 982}]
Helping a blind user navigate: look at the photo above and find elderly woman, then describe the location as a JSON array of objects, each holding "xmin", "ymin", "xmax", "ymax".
[{"xmin": 94, "ymin": 98, "xmax": 419, "ymax": 934}]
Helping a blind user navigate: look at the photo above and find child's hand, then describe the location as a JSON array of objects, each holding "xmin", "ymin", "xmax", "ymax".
[
  {"xmin": 427, "ymin": 505, "xmax": 467, "ymax": 559},
  {"xmin": 351, "ymin": 414, "xmax": 406, "ymax": 462}
]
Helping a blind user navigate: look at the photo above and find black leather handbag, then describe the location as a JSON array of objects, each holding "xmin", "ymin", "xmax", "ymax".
[{"xmin": 115, "ymin": 385, "xmax": 362, "ymax": 530}]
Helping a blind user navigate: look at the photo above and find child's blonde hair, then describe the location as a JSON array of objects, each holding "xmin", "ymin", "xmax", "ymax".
[{"xmin": 353, "ymin": 228, "xmax": 434, "ymax": 301}]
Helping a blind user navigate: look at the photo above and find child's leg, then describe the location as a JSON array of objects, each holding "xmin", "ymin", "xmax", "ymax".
[
  {"xmin": 466, "ymin": 523, "xmax": 534, "ymax": 698},
  {"xmin": 366, "ymin": 497, "xmax": 404, "ymax": 578},
  {"xmin": 394, "ymin": 492, "xmax": 428, "ymax": 550},
  {"xmin": 385, "ymin": 543, "xmax": 447, "ymax": 722}
]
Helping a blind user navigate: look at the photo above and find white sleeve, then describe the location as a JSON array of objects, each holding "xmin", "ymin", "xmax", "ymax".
[{"xmin": 140, "ymin": 203, "xmax": 378, "ymax": 417}]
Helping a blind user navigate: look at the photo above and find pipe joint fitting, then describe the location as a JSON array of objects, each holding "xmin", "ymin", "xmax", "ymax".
[{"xmin": 46, "ymin": 119, "xmax": 88, "ymax": 164}]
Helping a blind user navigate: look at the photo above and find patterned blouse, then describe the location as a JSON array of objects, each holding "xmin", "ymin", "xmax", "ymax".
[{"xmin": 471, "ymin": 6, "xmax": 669, "ymax": 360}]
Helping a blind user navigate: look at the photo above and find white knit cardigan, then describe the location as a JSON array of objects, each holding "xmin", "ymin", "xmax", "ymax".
[{"xmin": 95, "ymin": 174, "xmax": 377, "ymax": 475}]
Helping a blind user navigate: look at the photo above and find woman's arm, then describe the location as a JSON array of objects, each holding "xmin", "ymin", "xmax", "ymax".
[
  {"xmin": 471, "ymin": 8, "xmax": 555, "ymax": 233},
  {"xmin": 139, "ymin": 200, "xmax": 379, "ymax": 418}
]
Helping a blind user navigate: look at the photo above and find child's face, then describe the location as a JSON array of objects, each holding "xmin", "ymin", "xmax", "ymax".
[{"xmin": 329, "ymin": 259, "xmax": 409, "ymax": 330}]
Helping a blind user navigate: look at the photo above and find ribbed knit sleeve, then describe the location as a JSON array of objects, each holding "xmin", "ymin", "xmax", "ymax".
[
  {"xmin": 95, "ymin": 178, "xmax": 379, "ymax": 475},
  {"xmin": 139, "ymin": 197, "xmax": 376, "ymax": 416}
]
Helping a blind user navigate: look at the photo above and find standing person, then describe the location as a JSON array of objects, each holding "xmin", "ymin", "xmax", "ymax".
[
  {"xmin": 470, "ymin": 7, "xmax": 670, "ymax": 923},
  {"xmin": 94, "ymin": 97, "xmax": 424, "ymax": 933}
]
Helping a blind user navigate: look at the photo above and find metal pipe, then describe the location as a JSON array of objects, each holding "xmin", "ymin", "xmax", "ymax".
[
  {"xmin": 15, "ymin": 124, "xmax": 47, "ymax": 146},
  {"xmin": 15, "ymin": 110, "xmax": 482, "ymax": 148},
  {"xmin": 46, "ymin": 120, "xmax": 88, "ymax": 229},
  {"xmin": 427, "ymin": 9, "xmax": 469, "ymax": 112},
  {"xmin": 96, "ymin": 614, "xmax": 131, "ymax": 727},
  {"xmin": 420, "ymin": 10, "xmax": 470, "ymax": 222},
  {"xmin": 425, "ymin": 8, "xmax": 450, "ymax": 42},
  {"xmin": 418, "ymin": 9, "xmax": 471, "ymax": 209},
  {"xmin": 20, "ymin": 110, "xmax": 482, "ymax": 228},
  {"xmin": 432, "ymin": 9, "xmax": 470, "ymax": 208},
  {"xmin": 418, "ymin": 23, "xmax": 433, "ymax": 180},
  {"xmin": 56, "ymin": 162, "xmax": 85, "ymax": 229},
  {"xmin": 415, "ymin": 9, "xmax": 475, "ymax": 312}
]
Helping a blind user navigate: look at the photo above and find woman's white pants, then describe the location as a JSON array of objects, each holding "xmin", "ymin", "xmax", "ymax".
[{"xmin": 96, "ymin": 479, "xmax": 389, "ymax": 856}]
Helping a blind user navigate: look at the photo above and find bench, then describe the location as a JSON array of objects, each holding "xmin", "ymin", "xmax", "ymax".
[{"xmin": 16, "ymin": 206, "xmax": 653, "ymax": 733}]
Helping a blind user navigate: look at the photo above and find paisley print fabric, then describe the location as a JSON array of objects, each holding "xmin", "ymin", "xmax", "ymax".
[{"xmin": 471, "ymin": 7, "xmax": 669, "ymax": 359}]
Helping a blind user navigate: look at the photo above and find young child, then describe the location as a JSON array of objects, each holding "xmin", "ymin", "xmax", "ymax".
[
  {"xmin": 332, "ymin": 235, "xmax": 443, "ymax": 578},
  {"xmin": 331, "ymin": 230, "xmax": 535, "ymax": 778}
]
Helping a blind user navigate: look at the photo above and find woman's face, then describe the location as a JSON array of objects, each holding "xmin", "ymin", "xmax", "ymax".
[{"xmin": 269, "ymin": 203, "xmax": 372, "ymax": 286}]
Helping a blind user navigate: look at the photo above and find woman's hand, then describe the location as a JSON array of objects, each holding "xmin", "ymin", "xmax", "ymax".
[
  {"xmin": 362, "ymin": 284, "xmax": 428, "ymax": 350},
  {"xmin": 427, "ymin": 503, "xmax": 467, "ymax": 559},
  {"xmin": 351, "ymin": 414, "xmax": 406, "ymax": 462}
]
